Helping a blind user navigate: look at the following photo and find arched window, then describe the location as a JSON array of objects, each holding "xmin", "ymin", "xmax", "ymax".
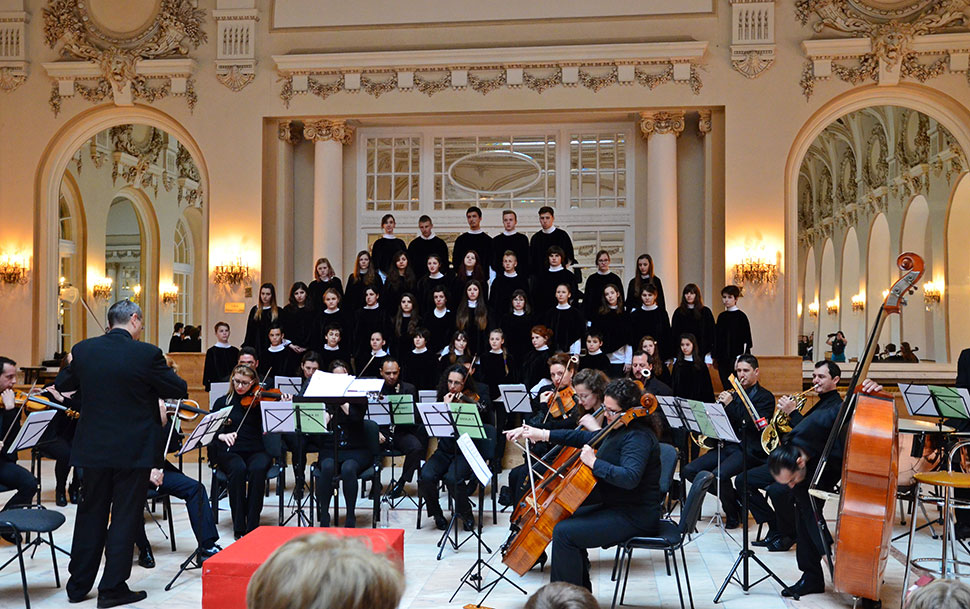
[{"xmin": 173, "ymin": 219, "xmax": 192, "ymax": 325}]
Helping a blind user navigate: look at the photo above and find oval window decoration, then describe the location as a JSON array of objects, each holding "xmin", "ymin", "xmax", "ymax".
[{"xmin": 448, "ymin": 151, "xmax": 542, "ymax": 196}]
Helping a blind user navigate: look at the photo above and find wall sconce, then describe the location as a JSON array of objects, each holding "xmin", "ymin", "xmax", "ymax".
[
  {"xmin": 826, "ymin": 298, "xmax": 839, "ymax": 316},
  {"xmin": 923, "ymin": 281, "xmax": 943, "ymax": 307},
  {"xmin": 851, "ymin": 293, "xmax": 865, "ymax": 313},
  {"xmin": 92, "ymin": 277, "xmax": 113, "ymax": 301},
  {"xmin": 0, "ymin": 254, "xmax": 29, "ymax": 285},
  {"xmin": 797, "ymin": 302, "xmax": 803, "ymax": 317},
  {"xmin": 132, "ymin": 284, "xmax": 141, "ymax": 302},
  {"xmin": 213, "ymin": 257, "xmax": 253, "ymax": 286},
  {"xmin": 732, "ymin": 251, "xmax": 780, "ymax": 291},
  {"xmin": 161, "ymin": 284, "xmax": 179, "ymax": 306},
  {"xmin": 808, "ymin": 301, "xmax": 819, "ymax": 319}
]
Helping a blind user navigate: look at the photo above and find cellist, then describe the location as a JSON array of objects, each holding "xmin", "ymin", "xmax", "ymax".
[
  {"xmin": 766, "ymin": 361, "xmax": 882, "ymax": 600},
  {"xmin": 505, "ymin": 378, "xmax": 662, "ymax": 589}
]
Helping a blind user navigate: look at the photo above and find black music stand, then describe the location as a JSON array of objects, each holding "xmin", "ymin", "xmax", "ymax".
[
  {"xmin": 368, "ymin": 393, "xmax": 417, "ymax": 508},
  {"xmin": 263, "ymin": 400, "xmax": 327, "ymax": 527},
  {"xmin": 713, "ymin": 391, "xmax": 791, "ymax": 603},
  {"xmin": 165, "ymin": 408, "xmax": 231, "ymax": 590}
]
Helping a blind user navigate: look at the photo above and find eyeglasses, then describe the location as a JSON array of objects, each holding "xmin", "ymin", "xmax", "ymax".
[{"xmin": 232, "ymin": 378, "xmax": 253, "ymax": 386}]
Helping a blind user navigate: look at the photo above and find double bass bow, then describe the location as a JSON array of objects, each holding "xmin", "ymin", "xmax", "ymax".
[{"xmin": 809, "ymin": 252, "xmax": 923, "ymax": 604}]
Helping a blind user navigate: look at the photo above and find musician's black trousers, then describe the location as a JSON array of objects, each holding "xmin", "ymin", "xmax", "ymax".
[
  {"xmin": 738, "ymin": 462, "xmax": 796, "ymax": 539},
  {"xmin": 67, "ymin": 467, "xmax": 148, "ymax": 598},
  {"xmin": 135, "ymin": 467, "xmax": 218, "ymax": 549},
  {"xmin": 419, "ymin": 450, "xmax": 473, "ymax": 519},
  {"xmin": 314, "ymin": 449, "xmax": 369, "ymax": 525},
  {"xmin": 210, "ymin": 448, "xmax": 271, "ymax": 536},
  {"xmin": 0, "ymin": 460, "xmax": 37, "ymax": 511},
  {"xmin": 791, "ymin": 485, "xmax": 828, "ymax": 587},
  {"xmin": 682, "ymin": 444, "xmax": 746, "ymax": 521},
  {"xmin": 550, "ymin": 503, "xmax": 658, "ymax": 590},
  {"xmin": 391, "ymin": 427, "xmax": 427, "ymax": 486}
]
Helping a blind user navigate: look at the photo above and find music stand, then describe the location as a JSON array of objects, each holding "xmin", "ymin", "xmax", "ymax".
[
  {"xmin": 499, "ymin": 384, "xmax": 533, "ymax": 415},
  {"xmin": 164, "ymin": 408, "xmax": 231, "ymax": 590},
  {"xmin": 450, "ymin": 433, "xmax": 527, "ymax": 603},
  {"xmin": 686, "ymin": 398, "xmax": 740, "ymax": 539},
  {"xmin": 274, "ymin": 376, "xmax": 303, "ymax": 395},
  {"xmin": 6, "ymin": 411, "xmax": 56, "ymax": 455},
  {"xmin": 418, "ymin": 389, "xmax": 437, "ymax": 403},
  {"xmin": 262, "ymin": 401, "xmax": 328, "ymax": 526},
  {"xmin": 366, "ymin": 393, "xmax": 417, "ymax": 508},
  {"xmin": 657, "ymin": 395, "xmax": 700, "ymax": 513}
]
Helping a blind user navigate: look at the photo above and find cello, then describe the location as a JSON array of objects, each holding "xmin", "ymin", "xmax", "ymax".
[
  {"xmin": 501, "ymin": 393, "xmax": 657, "ymax": 576},
  {"xmin": 810, "ymin": 252, "xmax": 924, "ymax": 605}
]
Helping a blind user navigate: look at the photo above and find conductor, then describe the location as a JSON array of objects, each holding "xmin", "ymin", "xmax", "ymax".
[{"xmin": 55, "ymin": 300, "xmax": 187, "ymax": 607}]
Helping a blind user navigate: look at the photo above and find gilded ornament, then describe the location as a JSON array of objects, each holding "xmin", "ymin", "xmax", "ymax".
[
  {"xmin": 0, "ymin": 67, "xmax": 26, "ymax": 92},
  {"xmin": 638, "ymin": 111, "xmax": 686, "ymax": 139},
  {"xmin": 522, "ymin": 69, "xmax": 562, "ymax": 93},
  {"xmin": 360, "ymin": 73, "xmax": 397, "ymax": 98},
  {"xmin": 216, "ymin": 66, "xmax": 255, "ymax": 92},
  {"xmin": 468, "ymin": 72, "xmax": 506, "ymax": 95},
  {"xmin": 303, "ymin": 119, "xmax": 355, "ymax": 145},
  {"xmin": 578, "ymin": 67, "xmax": 618, "ymax": 92},
  {"xmin": 414, "ymin": 72, "xmax": 451, "ymax": 96},
  {"xmin": 698, "ymin": 109, "xmax": 713, "ymax": 137},
  {"xmin": 278, "ymin": 120, "xmax": 300, "ymax": 145},
  {"xmin": 732, "ymin": 50, "xmax": 775, "ymax": 78}
]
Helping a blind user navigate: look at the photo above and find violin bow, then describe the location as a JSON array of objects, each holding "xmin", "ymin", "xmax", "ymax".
[
  {"xmin": 541, "ymin": 354, "xmax": 579, "ymax": 424},
  {"xmin": 0, "ymin": 381, "xmax": 37, "ymax": 447},
  {"xmin": 234, "ymin": 367, "xmax": 273, "ymax": 434}
]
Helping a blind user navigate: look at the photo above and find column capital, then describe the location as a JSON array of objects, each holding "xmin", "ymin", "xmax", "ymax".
[
  {"xmin": 697, "ymin": 109, "xmax": 712, "ymax": 137},
  {"xmin": 303, "ymin": 119, "xmax": 355, "ymax": 145},
  {"xmin": 638, "ymin": 110, "xmax": 685, "ymax": 139},
  {"xmin": 278, "ymin": 120, "xmax": 301, "ymax": 144}
]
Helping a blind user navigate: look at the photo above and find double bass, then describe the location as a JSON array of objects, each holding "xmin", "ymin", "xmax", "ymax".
[
  {"xmin": 501, "ymin": 394, "xmax": 657, "ymax": 576},
  {"xmin": 810, "ymin": 252, "xmax": 924, "ymax": 604}
]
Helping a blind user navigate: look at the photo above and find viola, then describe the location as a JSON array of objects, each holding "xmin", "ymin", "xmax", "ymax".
[{"xmin": 547, "ymin": 386, "xmax": 577, "ymax": 419}]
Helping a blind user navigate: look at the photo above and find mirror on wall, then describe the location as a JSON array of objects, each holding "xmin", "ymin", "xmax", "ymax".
[
  {"xmin": 796, "ymin": 105, "xmax": 969, "ymax": 364},
  {"xmin": 56, "ymin": 124, "xmax": 205, "ymax": 351}
]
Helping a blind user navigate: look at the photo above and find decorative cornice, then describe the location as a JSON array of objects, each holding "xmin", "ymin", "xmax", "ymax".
[
  {"xmin": 303, "ymin": 119, "xmax": 355, "ymax": 145},
  {"xmin": 0, "ymin": 10, "xmax": 29, "ymax": 92},
  {"xmin": 730, "ymin": 1, "xmax": 775, "ymax": 78},
  {"xmin": 278, "ymin": 120, "xmax": 301, "ymax": 145},
  {"xmin": 698, "ymin": 109, "xmax": 712, "ymax": 137},
  {"xmin": 273, "ymin": 42, "xmax": 708, "ymax": 106},
  {"xmin": 213, "ymin": 6, "xmax": 258, "ymax": 92},
  {"xmin": 639, "ymin": 111, "xmax": 686, "ymax": 139}
]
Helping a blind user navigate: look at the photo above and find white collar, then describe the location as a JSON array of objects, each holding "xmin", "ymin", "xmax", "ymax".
[
  {"xmin": 215, "ymin": 342, "xmax": 232, "ymax": 348},
  {"xmin": 556, "ymin": 303, "xmax": 570, "ymax": 310},
  {"xmin": 548, "ymin": 265, "xmax": 564, "ymax": 272},
  {"xmin": 490, "ymin": 349, "xmax": 503, "ymax": 354},
  {"xmin": 268, "ymin": 344, "xmax": 286, "ymax": 353},
  {"xmin": 501, "ymin": 230, "xmax": 518, "ymax": 236},
  {"xmin": 683, "ymin": 355, "xmax": 694, "ymax": 361},
  {"xmin": 324, "ymin": 308, "xmax": 340, "ymax": 314},
  {"xmin": 363, "ymin": 304, "xmax": 379, "ymax": 310},
  {"xmin": 381, "ymin": 234, "xmax": 397, "ymax": 239},
  {"xmin": 467, "ymin": 300, "xmax": 478, "ymax": 308},
  {"xmin": 428, "ymin": 272, "xmax": 444, "ymax": 279},
  {"xmin": 466, "ymin": 228, "xmax": 484, "ymax": 234},
  {"xmin": 419, "ymin": 233, "xmax": 436, "ymax": 240},
  {"xmin": 413, "ymin": 346, "xmax": 428, "ymax": 354},
  {"xmin": 596, "ymin": 270, "xmax": 611, "ymax": 275},
  {"xmin": 434, "ymin": 308, "xmax": 449, "ymax": 318},
  {"xmin": 324, "ymin": 344, "xmax": 340, "ymax": 351},
  {"xmin": 727, "ymin": 305, "xmax": 739, "ymax": 312},
  {"xmin": 687, "ymin": 304, "xmax": 695, "ymax": 309},
  {"xmin": 608, "ymin": 304, "xmax": 618, "ymax": 310},
  {"xmin": 513, "ymin": 310, "xmax": 525, "ymax": 316},
  {"xmin": 261, "ymin": 305, "xmax": 271, "ymax": 309},
  {"xmin": 587, "ymin": 349, "xmax": 603, "ymax": 355},
  {"xmin": 401, "ymin": 312, "xmax": 411, "ymax": 318},
  {"xmin": 503, "ymin": 271, "xmax": 518, "ymax": 278},
  {"xmin": 536, "ymin": 345, "xmax": 549, "ymax": 351},
  {"xmin": 542, "ymin": 226, "xmax": 556, "ymax": 234},
  {"xmin": 371, "ymin": 349, "xmax": 388, "ymax": 357},
  {"xmin": 642, "ymin": 304, "xmax": 658, "ymax": 311}
]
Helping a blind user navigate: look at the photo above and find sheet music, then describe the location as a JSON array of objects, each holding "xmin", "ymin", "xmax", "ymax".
[
  {"xmin": 7, "ymin": 410, "xmax": 56, "ymax": 453},
  {"xmin": 657, "ymin": 396, "xmax": 683, "ymax": 428},
  {"xmin": 457, "ymin": 433, "xmax": 492, "ymax": 486},
  {"xmin": 347, "ymin": 377, "xmax": 384, "ymax": 396},
  {"xmin": 179, "ymin": 408, "xmax": 231, "ymax": 455},
  {"xmin": 705, "ymin": 402, "xmax": 740, "ymax": 443},
  {"xmin": 208, "ymin": 382, "xmax": 230, "ymax": 409},
  {"xmin": 366, "ymin": 400, "xmax": 392, "ymax": 426},
  {"xmin": 417, "ymin": 402, "xmax": 456, "ymax": 438},
  {"xmin": 450, "ymin": 401, "xmax": 486, "ymax": 439},
  {"xmin": 676, "ymin": 398, "xmax": 702, "ymax": 433},
  {"xmin": 688, "ymin": 399, "xmax": 718, "ymax": 438},
  {"xmin": 899, "ymin": 383, "xmax": 938, "ymax": 417},
  {"xmin": 928, "ymin": 385, "xmax": 970, "ymax": 419},
  {"xmin": 304, "ymin": 371, "xmax": 354, "ymax": 398},
  {"xmin": 261, "ymin": 401, "xmax": 296, "ymax": 433},
  {"xmin": 499, "ymin": 384, "xmax": 532, "ymax": 414},
  {"xmin": 418, "ymin": 390, "xmax": 437, "ymax": 403},
  {"xmin": 274, "ymin": 376, "xmax": 303, "ymax": 395}
]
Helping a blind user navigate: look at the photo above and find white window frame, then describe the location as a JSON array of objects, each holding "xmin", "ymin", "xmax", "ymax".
[{"xmin": 355, "ymin": 122, "xmax": 635, "ymax": 277}]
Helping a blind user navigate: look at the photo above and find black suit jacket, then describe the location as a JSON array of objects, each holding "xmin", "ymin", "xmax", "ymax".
[
  {"xmin": 725, "ymin": 382, "xmax": 775, "ymax": 461},
  {"xmin": 55, "ymin": 328, "xmax": 187, "ymax": 469},
  {"xmin": 957, "ymin": 348, "xmax": 970, "ymax": 389}
]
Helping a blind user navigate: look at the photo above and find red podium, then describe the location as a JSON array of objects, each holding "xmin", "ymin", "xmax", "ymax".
[{"xmin": 201, "ymin": 526, "xmax": 405, "ymax": 609}]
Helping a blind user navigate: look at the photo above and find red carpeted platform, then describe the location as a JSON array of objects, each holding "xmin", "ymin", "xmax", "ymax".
[{"xmin": 201, "ymin": 526, "xmax": 405, "ymax": 609}]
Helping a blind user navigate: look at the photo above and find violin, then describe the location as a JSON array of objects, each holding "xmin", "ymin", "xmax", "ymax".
[
  {"xmin": 162, "ymin": 399, "xmax": 209, "ymax": 421},
  {"xmin": 547, "ymin": 386, "xmax": 577, "ymax": 419},
  {"xmin": 240, "ymin": 387, "xmax": 283, "ymax": 408},
  {"xmin": 25, "ymin": 395, "xmax": 80, "ymax": 419}
]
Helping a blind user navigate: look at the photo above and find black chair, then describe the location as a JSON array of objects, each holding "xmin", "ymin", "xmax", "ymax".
[
  {"xmin": 309, "ymin": 420, "xmax": 383, "ymax": 527},
  {"xmin": 209, "ymin": 433, "xmax": 286, "ymax": 526},
  {"xmin": 0, "ymin": 506, "xmax": 69, "ymax": 609},
  {"xmin": 610, "ymin": 470, "xmax": 715, "ymax": 609}
]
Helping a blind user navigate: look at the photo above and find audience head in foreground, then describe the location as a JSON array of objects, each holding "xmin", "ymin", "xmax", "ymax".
[
  {"xmin": 905, "ymin": 578, "xmax": 970, "ymax": 609},
  {"xmin": 246, "ymin": 533, "xmax": 404, "ymax": 609},
  {"xmin": 525, "ymin": 581, "xmax": 601, "ymax": 609}
]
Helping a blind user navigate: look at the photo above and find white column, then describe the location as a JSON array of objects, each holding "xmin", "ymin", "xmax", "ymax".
[
  {"xmin": 304, "ymin": 119, "xmax": 355, "ymax": 276},
  {"xmin": 640, "ymin": 110, "xmax": 685, "ymax": 311},
  {"xmin": 276, "ymin": 120, "xmax": 297, "ymax": 289}
]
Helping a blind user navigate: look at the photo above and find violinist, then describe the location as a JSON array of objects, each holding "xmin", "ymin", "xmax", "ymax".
[
  {"xmin": 0, "ymin": 356, "xmax": 38, "ymax": 514},
  {"xmin": 505, "ymin": 378, "xmax": 662, "ymax": 589},
  {"xmin": 378, "ymin": 359, "xmax": 425, "ymax": 500},
  {"xmin": 768, "ymin": 363, "xmax": 882, "ymax": 600},
  {"xmin": 418, "ymin": 365, "xmax": 486, "ymax": 532},
  {"xmin": 681, "ymin": 354, "xmax": 774, "ymax": 529},
  {"xmin": 209, "ymin": 364, "xmax": 274, "ymax": 539},
  {"xmin": 34, "ymin": 370, "xmax": 82, "ymax": 506}
]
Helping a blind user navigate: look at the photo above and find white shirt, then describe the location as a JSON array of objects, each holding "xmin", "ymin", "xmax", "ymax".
[
  {"xmin": 268, "ymin": 344, "xmax": 286, "ymax": 353},
  {"xmin": 467, "ymin": 301, "xmax": 478, "ymax": 308},
  {"xmin": 324, "ymin": 344, "xmax": 341, "ymax": 351},
  {"xmin": 381, "ymin": 234, "xmax": 397, "ymax": 239},
  {"xmin": 214, "ymin": 342, "xmax": 233, "ymax": 349},
  {"xmin": 501, "ymin": 230, "xmax": 519, "ymax": 236},
  {"xmin": 371, "ymin": 349, "xmax": 388, "ymax": 357},
  {"xmin": 726, "ymin": 305, "xmax": 739, "ymax": 312},
  {"xmin": 513, "ymin": 310, "xmax": 525, "ymax": 316},
  {"xmin": 428, "ymin": 272, "xmax": 444, "ymax": 280},
  {"xmin": 418, "ymin": 233, "xmax": 437, "ymax": 240},
  {"xmin": 556, "ymin": 303, "xmax": 571, "ymax": 310},
  {"xmin": 587, "ymin": 349, "xmax": 603, "ymax": 356},
  {"xmin": 412, "ymin": 347, "xmax": 428, "ymax": 354},
  {"xmin": 466, "ymin": 228, "xmax": 484, "ymax": 234},
  {"xmin": 549, "ymin": 265, "xmax": 564, "ymax": 272},
  {"xmin": 503, "ymin": 271, "xmax": 519, "ymax": 278},
  {"xmin": 363, "ymin": 304, "xmax": 379, "ymax": 310},
  {"xmin": 641, "ymin": 304, "xmax": 659, "ymax": 311},
  {"xmin": 434, "ymin": 308, "xmax": 449, "ymax": 318},
  {"xmin": 542, "ymin": 226, "xmax": 556, "ymax": 234}
]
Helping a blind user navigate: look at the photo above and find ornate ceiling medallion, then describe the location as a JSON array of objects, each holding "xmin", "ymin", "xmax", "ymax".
[
  {"xmin": 797, "ymin": 0, "xmax": 970, "ymax": 97},
  {"xmin": 42, "ymin": 0, "xmax": 205, "ymax": 113}
]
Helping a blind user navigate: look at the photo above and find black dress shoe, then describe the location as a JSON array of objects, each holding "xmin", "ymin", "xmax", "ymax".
[
  {"xmin": 56, "ymin": 488, "xmax": 68, "ymax": 507},
  {"xmin": 531, "ymin": 550, "xmax": 548, "ymax": 572},
  {"xmin": 387, "ymin": 483, "xmax": 406, "ymax": 500},
  {"xmin": 97, "ymin": 588, "xmax": 147, "ymax": 608},
  {"xmin": 782, "ymin": 577, "xmax": 824, "ymax": 598},
  {"xmin": 461, "ymin": 513, "xmax": 476, "ymax": 532},
  {"xmin": 766, "ymin": 535, "xmax": 795, "ymax": 552},
  {"xmin": 68, "ymin": 594, "xmax": 89, "ymax": 604},
  {"xmin": 137, "ymin": 546, "xmax": 155, "ymax": 569},
  {"xmin": 197, "ymin": 544, "xmax": 222, "ymax": 561},
  {"xmin": 724, "ymin": 516, "xmax": 741, "ymax": 530},
  {"xmin": 752, "ymin": 529, "xmax": 777, "ymax": 547},
  {"xmin": 498, "ymin": 486, "xmax": 511, "ymax": 507},
  {"xmin": 433, "ymin": 514, "xmax": 448, "ymax": 530}
]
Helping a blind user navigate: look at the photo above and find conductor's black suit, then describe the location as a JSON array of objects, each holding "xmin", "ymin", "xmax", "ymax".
[{"xmin": 55, "ymin": 328, "xmax": 187, "ymax": 600}]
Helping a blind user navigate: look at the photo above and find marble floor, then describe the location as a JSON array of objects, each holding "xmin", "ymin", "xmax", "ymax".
[{"xmin": 0, "ymin": 460, "xmax": 962, "ymax": 609}]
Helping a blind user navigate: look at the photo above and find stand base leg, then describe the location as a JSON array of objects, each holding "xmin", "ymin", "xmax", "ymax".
[
  {"xmin": 712, "ymin": 549, "xmax": 792, "ymax": 603},
  {"xmin": 164, "ymin": 549, "xmax": 204, "ymax": 592}
]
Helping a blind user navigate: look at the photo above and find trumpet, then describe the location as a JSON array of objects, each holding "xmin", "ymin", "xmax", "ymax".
[{"xmin": 760, "ymin": 385, "xmax": 817, "ymax": 454}]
